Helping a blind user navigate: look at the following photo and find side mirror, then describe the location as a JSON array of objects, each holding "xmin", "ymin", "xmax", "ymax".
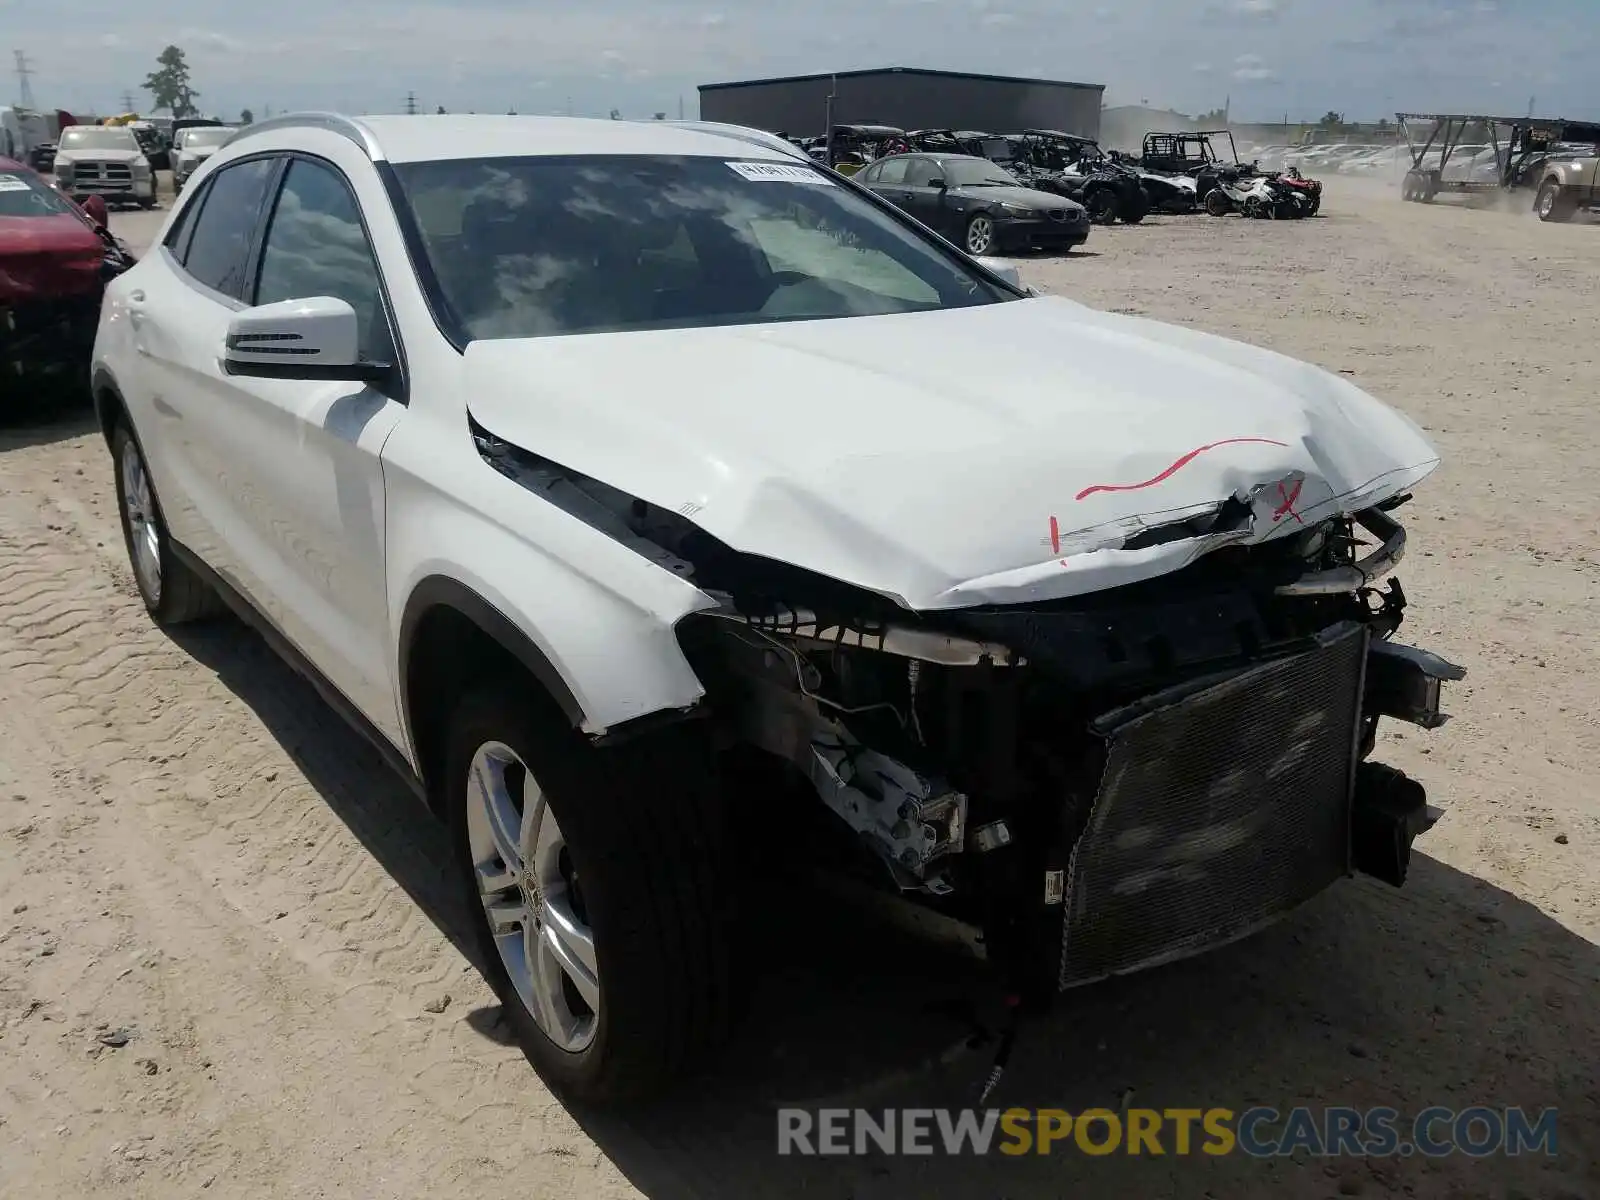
[
  {"xmin": 222, "ymin": 296, "xmax": 389, "ymax": 383},
  {"xmin": 928, "ymin": 176, "xmax": 947, "ymax": 190},
  {"xmin": 78, "ymin": 193, "xmax": 108, "ymax": 229},
  {"xmin": 973, "ymin": 256, "xmax": 1021, "ymax": 287}
]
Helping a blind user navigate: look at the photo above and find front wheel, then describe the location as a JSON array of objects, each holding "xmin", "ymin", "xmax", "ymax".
[
  {"xmin": 1204, "ymin": 189, "xmax": 1231, "ymax": 216},
  {"xmin": 1537, "ymin": 180, "xmax": 1575, "ymax": 223},
  {"xmin": 964, "ymin": 213, "xmax": 997, "ymax": 255},
  {"xmin": 1083, "ymin": 188, "xmax": 1118, "ymax": 225},
  {"xmin": 446, "ymin": 685, "xmax": 734, "ymax": 1101}
]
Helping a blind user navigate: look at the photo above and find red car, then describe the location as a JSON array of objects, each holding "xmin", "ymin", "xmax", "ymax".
[{"xmin": 1, "ymin": 155, "xmax": 129, "ymax": 397}]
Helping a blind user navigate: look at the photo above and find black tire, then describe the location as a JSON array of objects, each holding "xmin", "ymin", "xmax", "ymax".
[
  {"xmin": 137, "ymin": 197, "xmax": 156, "ymax": 210},
  {"xmin": 1083, "ymin": 187, "xmax": 1118, "ymax": 225},
  {"xmin": 445, "ymin": 684, "xmax": 734, "ymax": 1102},
  {"xmin": 1204, "ymin": 189, "xmax": 1231, "ymax": 216},
  {"xmin": 111, "ymin": 422, "xmax": 224, "ymax": 624},
  {"xmin": 1120, "ymin": 185, "xmax": 1150, "ymax": 224},
  {"xmin": 1537, "ymin": 180, "xmax": 1575, "ymax": 223}
]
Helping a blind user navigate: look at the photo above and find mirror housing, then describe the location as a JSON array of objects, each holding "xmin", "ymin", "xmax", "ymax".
[
  {"xmin": 77, "ymin": 193, "xmax": 108, "ymax": 229},
  {"xmin": 973, "ymin": 256, "xmax": 1021, "ymax": 288},
  {"xmin": 928, "ymin": 176, "xmax": 947, "ymax": 190},
  {"xmin": 222, "ymin": 296, "xmax": 389, "ymax": 383}
]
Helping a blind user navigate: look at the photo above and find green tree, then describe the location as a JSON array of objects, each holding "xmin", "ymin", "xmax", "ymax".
[
  {"xmin": 1318, "ymin": 110, "xmax": 1345, "ymax": 129},
  {"xmin": 239, "ymin": 108, "xmax": 254, "ymax": 125},
  {"xmin": 1195, "ymin": 107, "xmax": 1227, "ymax": 124},
  {"xmin": 143, "ymin": 45, "xmax": 200, "ymax": 117}
]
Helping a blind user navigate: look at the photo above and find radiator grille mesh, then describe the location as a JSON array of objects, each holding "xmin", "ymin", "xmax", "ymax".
[{"xmin": 1059, "ymin": 622, "xmax": 1368, "ymax": 989}]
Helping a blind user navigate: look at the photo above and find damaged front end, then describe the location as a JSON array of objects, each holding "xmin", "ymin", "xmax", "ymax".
[{"xmin": 477, "ymin": 427, "xmax": 1463, "ymax": 1004}]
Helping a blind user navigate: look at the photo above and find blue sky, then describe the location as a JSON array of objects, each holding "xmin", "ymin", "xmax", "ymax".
[{"xmin": 4, "ymin": 0, "xmax": 1596, "ymax": 124}]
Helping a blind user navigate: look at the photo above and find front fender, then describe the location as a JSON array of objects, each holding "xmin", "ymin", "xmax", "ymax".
[{"xmin": 383, "ymin": 422, "xmax": 719, "ymax": 738}]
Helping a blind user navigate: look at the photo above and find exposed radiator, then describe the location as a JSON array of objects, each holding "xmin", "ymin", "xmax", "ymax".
[{"xmin": 1059, "ymin": 621, "xmax": 1369, "ymax": 989}]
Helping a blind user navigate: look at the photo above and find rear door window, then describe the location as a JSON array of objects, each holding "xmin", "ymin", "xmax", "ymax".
[{"xmin": 179, "ymin": 157, "xmax": 277, "ymax": 299}]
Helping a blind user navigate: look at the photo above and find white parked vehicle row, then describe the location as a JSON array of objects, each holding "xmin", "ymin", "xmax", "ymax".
[{"xmin": 91, "ymin": 113, "xmax": 1464, "ymax": 1100}]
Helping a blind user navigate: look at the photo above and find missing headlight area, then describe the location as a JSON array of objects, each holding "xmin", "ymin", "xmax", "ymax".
[{"xmin": 475, "ymin": 423, "xmax": 1465, "ymax": 1003}]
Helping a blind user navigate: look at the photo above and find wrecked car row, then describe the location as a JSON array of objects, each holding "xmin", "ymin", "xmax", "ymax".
[
  {"xmin": 1, "ymin": 155, "xmax": 136, "ymax": 397},
  {"xmin": 788, "ymin": 125, "xmax": 1324, "ymax": 234}
]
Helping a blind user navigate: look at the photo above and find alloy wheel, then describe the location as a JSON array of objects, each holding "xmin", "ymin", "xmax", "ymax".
[
  {"xmin": 965, "ymin": 215, "xmax": 994, "ymax": 255},
  {"xmin": 120, "ymin": 436, "xmax": 162, "ymax": 603},
  {"xmin": 466, "ymin": 741, "xmax": 600, "ymax": 1053}
]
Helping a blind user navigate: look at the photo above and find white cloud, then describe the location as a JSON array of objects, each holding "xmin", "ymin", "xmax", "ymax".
[
  {"xmin": 179, "ymin": 28, "xmax": 246, "ymax": 53},
  {"xmin": 981, "ymin": 11, "xmax": 1017, "ymax": 25},
  {"xmin": 1230, "ymin": 0, "xmax": 1283, "ymax": 14},
  {"xmin": 1231, "ymin": 52, "xmax": 1279, "ymax": 82}
]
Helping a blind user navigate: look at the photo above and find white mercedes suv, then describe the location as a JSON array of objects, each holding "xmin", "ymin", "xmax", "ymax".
[{"xmin": 91, "ymin": 113, "xmax": 1463, "ymax": 1101}]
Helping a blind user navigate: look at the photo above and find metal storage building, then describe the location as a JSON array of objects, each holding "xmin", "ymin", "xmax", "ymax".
[{"xmin": 697, "ymin": 67, "xmax": 1105, "ymax": 140}]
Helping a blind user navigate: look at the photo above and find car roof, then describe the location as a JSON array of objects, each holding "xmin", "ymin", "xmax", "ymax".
[{"xmin": 224, "ymin": 113, "xmax": 803, "ymax": 165}]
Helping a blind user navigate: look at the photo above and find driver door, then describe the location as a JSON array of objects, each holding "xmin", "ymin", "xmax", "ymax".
[{"xmin": 900, "ymin": 157, "xmax": 953, "ymax": 235}]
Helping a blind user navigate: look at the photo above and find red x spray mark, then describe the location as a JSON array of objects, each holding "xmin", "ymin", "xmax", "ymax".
[{"xmin": 1272, "ymin": 478, "xmax": 1305, "ymax": 524}]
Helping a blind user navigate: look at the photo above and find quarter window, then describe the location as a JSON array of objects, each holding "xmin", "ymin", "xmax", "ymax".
[
  {"xmin": 254, "ymin": 158, "xmax": 390, "ymax": 361},
  {"xmin": 180, "ymin": 157, "xmax": 276, "ymax": 298}
]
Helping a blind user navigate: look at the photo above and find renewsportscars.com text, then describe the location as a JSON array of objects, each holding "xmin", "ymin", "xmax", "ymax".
[{"xmin": 777, "ymin": 1106, "xmax": 1558, "ymax": 1158}]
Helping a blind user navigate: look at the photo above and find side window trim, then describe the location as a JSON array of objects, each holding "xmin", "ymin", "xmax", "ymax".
[
  {"xmin": 242, "ymin": 156, "xmax": 293, "ymax": 306},
  {"xmin": 163, "ymin": 176, "xmax": 211, "ymax": 264},
  {"xmin": 169, "ymin": 152, "xmax": 283, "ymax": 303},
  {"xmin": 251, "ymin": 151, "xmax": 410, "ymax": 403},
  {"xmin": 237, "ymin": 156, "xmax": 288, "ymax": 303}
]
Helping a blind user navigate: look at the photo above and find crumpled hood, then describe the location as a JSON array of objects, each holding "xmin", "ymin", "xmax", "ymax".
[
  {"xmin": 466, "ymin": 296, "xmax": 1438, "ymax": 610},
  {"xmin": 0, "ymin": 213, "xmax": 105, "ymax": 302}
]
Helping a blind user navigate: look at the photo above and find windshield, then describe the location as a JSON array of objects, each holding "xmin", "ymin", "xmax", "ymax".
[
  {"xmin": 59, "ymin": 127, "xmax": 138, "ymax": 152},
  {"xmin": 0, "ymin": 169, "xmax": 80, "ymax": 218},
  {"xmin": 392, "ymin": 154, "xmax": 1012, "ymax": 342},
  {"xmin": 180, "ymin": 128, "xmax": 233, "ymax": 149},
  {"xmin": 944, "ymin": 159, "xmax": 1021, "ymax": 187}
]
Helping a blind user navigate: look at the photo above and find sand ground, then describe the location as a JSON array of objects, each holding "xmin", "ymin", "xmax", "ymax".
[{"xmin": 1, "ymin": 181, "xmax": 1596, "ymax": 1199}]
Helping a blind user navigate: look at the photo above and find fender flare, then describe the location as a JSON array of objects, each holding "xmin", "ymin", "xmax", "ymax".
[
  {"xmin": 90, "ymin": 366, "xmax": 124, "ymax": 442},
  {"xmin": 397, "ymin": 574, "xmax": 587, "ymax": 736}
]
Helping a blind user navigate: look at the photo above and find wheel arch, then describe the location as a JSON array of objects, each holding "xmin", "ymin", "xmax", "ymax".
[
  {"xmin": 91, "ymin": 365, "xmax": 127, "ymax": 445},
  {"xmin": 398, "ymin": 575, "xmax": 587, "ymax": 803}
]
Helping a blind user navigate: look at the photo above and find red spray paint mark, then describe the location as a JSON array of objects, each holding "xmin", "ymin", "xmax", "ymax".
[
  {"xmin": 1074, "ymin": 437, "xmax": 1290, "ymax": 502},
  {"xmin": 1272, "ymin": 478, "xmax": 1305, "ymax": 524},
  {"xmin": 1049, "ymin": 514, "xmax": 1061, "ymax": 554}
]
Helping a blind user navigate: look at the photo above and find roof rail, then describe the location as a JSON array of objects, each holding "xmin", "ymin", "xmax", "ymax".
[{"xmin": 220, "ymin": 112, "xmax": 383, "ymax": 159}]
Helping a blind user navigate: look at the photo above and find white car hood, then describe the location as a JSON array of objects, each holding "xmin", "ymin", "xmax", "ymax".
[{"xmin": 465, "ymin": 296, "xmax": 1438, "ymax": 610}]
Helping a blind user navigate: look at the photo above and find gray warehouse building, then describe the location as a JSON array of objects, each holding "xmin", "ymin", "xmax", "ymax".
[{"xmin": 697, "ymin": 66, "xmax": 1105, "ymax": 141}]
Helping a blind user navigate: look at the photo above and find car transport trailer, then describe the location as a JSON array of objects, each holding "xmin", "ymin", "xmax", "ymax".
[{"xmin": 1397, "ymin": 111, "xmax": 1600, "ymax": 206}]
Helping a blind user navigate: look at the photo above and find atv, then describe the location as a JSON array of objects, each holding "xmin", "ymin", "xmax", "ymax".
[{"xmin": 1008, "ymin": 130, "xmax": 1149, "ymax": 224}]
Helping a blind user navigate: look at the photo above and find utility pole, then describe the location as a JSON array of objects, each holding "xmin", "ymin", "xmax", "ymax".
[
  {"xmin": 14, "ymin": 50, "xmax": 38, "ymax": 110},
  {"xmin": 121, "ymin": 90, "xmax": 136, "ymax": 113},
  {"xmin": 678, "ymin": 94, "xmax": 685, "ymax": 120},
  {"xmin": 405, "ymin": 90, "xmax": 417, "ymax": 115},
  {"xmin": 565, "ymin": 96, "xmax": 573, "ymax": 116}
]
